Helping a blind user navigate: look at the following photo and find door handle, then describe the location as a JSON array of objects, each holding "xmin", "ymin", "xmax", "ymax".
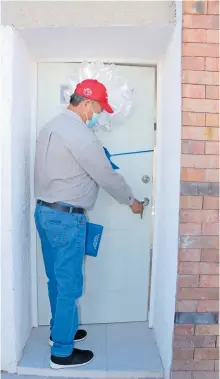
[{"xmin": 140, "ymin": 197, "xmax": 150, "ymax": 219}]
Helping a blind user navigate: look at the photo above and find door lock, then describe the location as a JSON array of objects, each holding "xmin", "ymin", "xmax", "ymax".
[
  {"xmin": 143, "ymin": 197, "xmax": 150, "ymax": 207},
  {"xmin": 142, "ymin": 175, "xmax": 150, "ymax": 184}
]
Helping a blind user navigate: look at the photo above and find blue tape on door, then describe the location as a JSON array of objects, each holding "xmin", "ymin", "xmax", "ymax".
[
  {"xmin": 103, "ymin": 147, "xmax": 154, "ymax": 171},
  {"xmin": 111, "ymin": 149, "xmax": 154, "ymax": 157}
]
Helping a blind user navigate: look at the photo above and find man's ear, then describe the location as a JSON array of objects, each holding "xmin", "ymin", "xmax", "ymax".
[{"xmin": 83, "ymin": 99, "xmax": 91, "ymax": 107}]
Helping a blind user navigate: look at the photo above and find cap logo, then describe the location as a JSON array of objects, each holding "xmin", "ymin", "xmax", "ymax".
[{"xmin": 83, "ymin": 88, "xmax": 92, "ymax": 96}]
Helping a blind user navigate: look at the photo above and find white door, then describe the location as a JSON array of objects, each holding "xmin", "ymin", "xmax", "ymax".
[{"xmin": 36, "ymin": 63, "xmax": 155, "ymax": 325}]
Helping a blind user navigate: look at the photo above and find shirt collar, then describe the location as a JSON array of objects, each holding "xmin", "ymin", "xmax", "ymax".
[{"xmin": 62, "ymin": 108, "xmax": 85, "ymax": 125}]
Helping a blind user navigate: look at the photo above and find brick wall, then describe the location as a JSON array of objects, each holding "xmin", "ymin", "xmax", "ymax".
[{"xmin": 171, "ymin": 1, "xmax": 219, "ymax": 379}]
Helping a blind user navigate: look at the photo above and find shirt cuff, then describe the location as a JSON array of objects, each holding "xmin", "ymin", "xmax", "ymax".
[{"xmin": 128, "ymin": 196, "xmax": 135, "ymax": 206}]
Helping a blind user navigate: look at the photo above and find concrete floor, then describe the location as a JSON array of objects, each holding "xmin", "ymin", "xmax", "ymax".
[{"xmin": 15, "ymin": 322, "xmax": 163, "ymax": 379}]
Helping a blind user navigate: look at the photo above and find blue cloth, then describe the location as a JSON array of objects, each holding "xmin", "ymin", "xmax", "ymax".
[
  {"xmin": 34, "ymin": 203, "xmax": 87, "ymax": 357},
  {"xmin": 103, "ymin": 147, "xmax": 119, "ymax": 170}
]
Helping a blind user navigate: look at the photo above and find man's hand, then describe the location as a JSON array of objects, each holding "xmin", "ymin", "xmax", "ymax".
[{"xmin": 130, "ymin": 199, "xmax": 144, "ymax": 214}]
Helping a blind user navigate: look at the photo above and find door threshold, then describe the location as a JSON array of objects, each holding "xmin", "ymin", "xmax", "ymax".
[{"xmin": 18, "ymin": 322, "xmax": 164, "ymax": 379}]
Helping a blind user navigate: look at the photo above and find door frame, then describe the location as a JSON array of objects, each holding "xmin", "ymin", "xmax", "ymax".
[{"xmin": 31, "ymin": 60, "xmax": 157, "ymax": 328}]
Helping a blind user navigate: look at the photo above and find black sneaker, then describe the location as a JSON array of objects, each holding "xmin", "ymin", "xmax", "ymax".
[
  {"xmin": 50, "ymin": 348, "xmax": 94, "ymax": 369},
  {"xmin": 49, "ymin": 329, "xmax": 87, "ymax": 346}
]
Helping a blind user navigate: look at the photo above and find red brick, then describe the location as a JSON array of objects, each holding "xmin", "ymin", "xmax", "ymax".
[
  {"xmin": 182, "ymin": 140, "xmax": 205, "ymax": 154},
  {"xmin": 182, "ymin": 70, "xmax": 219, "ymax": 85},
  {"xmin": 214, "ymin": 360, "xmax": 219, "ymax": 370},
  {"xmin": 206, "ymin": 86, "xmax": 220, "ymax": 99},
  {"xmin": 202, "ymin": 212, "xmax": 220, "ymax": 224},
  {"xmin": 180, "ymin": 210, "xmax": 219, "ymax": 223},
  {"xmin": 180, "ymin": 196, "xmax": 203, "ymax": 209},
  {"xmin": 197, "ymin": 300, "xmax": 219, "ymax": 311},
  {"xmin": 171, "ymin": 372, "xmax": 192, "ymax": 379},
  {"xmin": 208, "ymin": 1, "xmax": 220, "ymax": 15},
  {"xmin": 182, "ymin": 127, "xmax": 219, "ymax": 141},
  {"xmin": 176, "ymin": 300, "xmax": 198, "ymax": 312},
  {"xmin": 194, "ymin": 348, "xmax": 219, "ymax": 360},
  {"xmin": 206, "ymin": 89, "xmax": 220, "ymax": 104},
  {"xmin": 179, "ymin": 223, "xmax": 202, "ymax": 235},
  {"xmin": 205, "ymin": 141, "xmax": 220, "ymax": 154},
  {"xmin": 183, "ymin": 43, "xmax": 219, "ymax": 58},
  {"xmin": 206, "ymin": 57, "xmax": 219, "ymax": 72},
  {"xmin": 205, "ymin": 169, "xmax": 219, "ymax": 182},
  {"xmin": 179, "ymin": 248, "xmax": 201, "ymax": 261},
  {"xmin": 201, "ymin": 249, "xmax": 219, "ymax": 263},
  {"xmin": 183, "ymin": 0, "xmax": 207, "ymax": 14},
  {"xmin": 181, "ymin": 168, "xmax": 219, "ymax": 182},
  {"xmin": 180, "ymin": 236, "xmax": 219, "ymax": 249},
  {"xmin": 193, "ymin": 372, "xmax": 219, "ymax": 379},
  {"xmin": 207, "ymin": 30, "xmax": 220, "ymax": 44},
  {"xmin": 182, "ymin": 57, "xmax": 205, "ymax": 71},
  {"xmin": 200, "ymin": 275, "xmax": 219, "ymax": 287},
  {"xmin": 178, "ymin": 287, "xmax": 219, "ymax": 300},
  {"xmin": 172, "ymin": 359, "xmax": 215, "ymax": 371},
  {"xmin": 182, "ymin": 98, "xmax": 219, "ymax": 113},
  {"xmin": 173, "ymin": 335, "xmax": 216, "ymax": 348},
  {"xmin": 173, "ymin": 347, "xmax": 194, "ymax": 360},
  {"xmin": 183, "ymin": 29, "xmax": 207, "ymax": 43},
  {"xmin": 179, "ymin": 262, "xmax": 219, "ymax": 274},
  {"xmin": 183, "ymin": 14, "xmax": 219, "ymax": 29},
  {"xmin": 182, "ymin": 112, "xmax": 206, "ymax": 126},
  {"xmin": 202, "ymin": 222, "xmax": 219, "ymax": 235},
  {"xmin": 206, "ymin": 113, "xmax": 219, "ymax": 127},
  {"xmin": 203, "ymin": 197, "xmax": 219, "ymax": 210},
  {"xmin": 181, "ymin": 154, "xmax": 219, "ymax": 169},
  {"xmin": 181, "ymin": 167, "xmax": 205, "ymax": 181},
  {"xmin": 174, "ymin": 325, "xmax": 195, "ymax": 336},
  {"xmin": 182, "ymin": 84, "xmax": 206, "ymax": 98},
  {"xmin": 195, "ymin": 325, "xmax": 219, "ymax": 336},
  {"xmin": 199, "ymin": 262, "xmax": 219, "ymax": 274},
  {"xmin": 178, "ymin": 274, "xmax": 199, "ymax": 287}
]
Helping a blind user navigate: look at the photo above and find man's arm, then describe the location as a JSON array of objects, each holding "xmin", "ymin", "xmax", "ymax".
[{"xmin": 74, "ymin": 139, "xmax": 134, "ymax": 206}]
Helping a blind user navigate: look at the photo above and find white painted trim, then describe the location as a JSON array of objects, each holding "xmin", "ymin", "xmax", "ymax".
[
  {"xmin": 30, "ymin": 61, "xmax": 38, "ymax": 327},
  {"xmin": 148, "ymin": 62, "xmax": 160, "ymax": 329},
  {"xmin": 148, "ymin": 2, "xmax": 182, "ymax": 377},
  {"xmin": 36, "ymin": 58, "xmax": 158, "ymax": 66}
]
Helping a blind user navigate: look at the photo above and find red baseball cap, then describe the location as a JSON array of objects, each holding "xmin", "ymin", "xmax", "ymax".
[{"xmin": 74, "ymin": 79, "xmax": 114, "ymax": 114}]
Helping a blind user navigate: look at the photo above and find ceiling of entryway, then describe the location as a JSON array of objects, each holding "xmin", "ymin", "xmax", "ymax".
[{"xmin": 17, "ymin": 25, "xmax": 174, "ymax": 61}]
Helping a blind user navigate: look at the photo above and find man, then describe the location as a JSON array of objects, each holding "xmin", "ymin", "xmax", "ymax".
[{"xmin": 34, "ymin": 79, "xmax": 143, "ymax": 369}]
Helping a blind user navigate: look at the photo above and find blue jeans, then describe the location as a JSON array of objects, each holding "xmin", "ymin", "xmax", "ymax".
[{"xmin": 34, "ymin": 204, "xmax": 87, "ymax": 357}]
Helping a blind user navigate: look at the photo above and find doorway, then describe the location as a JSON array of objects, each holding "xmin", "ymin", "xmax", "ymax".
[{"xmin": 36, "ymin": 63, "xmax": 155, "ymax": 326}]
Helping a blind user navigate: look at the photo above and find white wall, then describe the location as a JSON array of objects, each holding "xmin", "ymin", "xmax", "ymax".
[
  {"xmin": 0, "ymin": 9, "xmax": 181, "ymax": 373},
  {"xmin": 149, "ymin": 2, "xmax": 182, "ymax": 379},
  {"xmin": 2, "ymin": 1, "xmax": 175, "ymax": 28},
  {"xmin": 1, "ymin": 26, "xmax": 32, "ymax": 372}
]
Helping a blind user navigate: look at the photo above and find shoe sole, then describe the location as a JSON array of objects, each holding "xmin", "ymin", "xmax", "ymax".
[
  {"xmin": 49, "ymin": 356, "xmax": 94, "ymax": 369},
  {"xmin": 49, "ymin": 336, "xmax": 87, "ymax": 347}
]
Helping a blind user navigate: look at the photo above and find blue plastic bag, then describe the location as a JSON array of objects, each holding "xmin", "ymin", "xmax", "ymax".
[
  {"xmin": 103, "ymin": 147, "xmax": 119, "ymax": 170},
  {"xmin": 86, "ymin": 222, "xmax": 104, "ymax": 257}
]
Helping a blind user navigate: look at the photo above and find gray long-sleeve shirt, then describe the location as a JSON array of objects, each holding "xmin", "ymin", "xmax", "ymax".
[{"xmin": 34, "ymin": 109, "xmax": 134, "ymax": 209}]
